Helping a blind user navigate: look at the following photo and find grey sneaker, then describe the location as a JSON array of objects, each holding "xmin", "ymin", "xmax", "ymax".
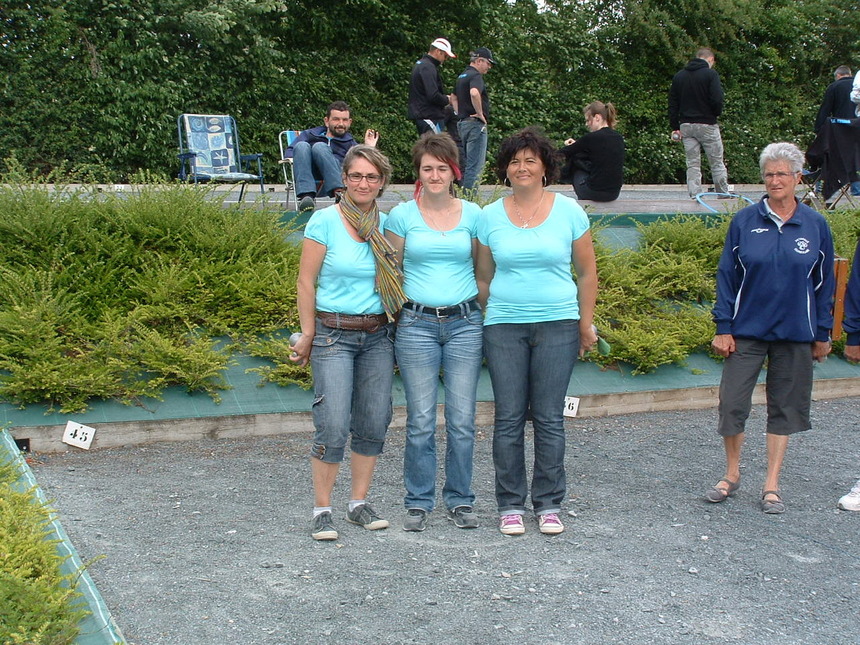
[
  {"xmin": 447, "ymin": 505, "xmax": 478, "ymax": 529},
  {"xmin": 346, "ymin": 503, "xmax": 389, "ymax": 530},
  {"xmin": 311, "ymin": 511, "xmax": 338, "ymax": 541},
  {"xmin": 403, "ymin": 508, "xmax": 428, "ymax": 532},
  {"xmin": 298, "ymin": 195, "xmax": 315, "ymax": 213}
]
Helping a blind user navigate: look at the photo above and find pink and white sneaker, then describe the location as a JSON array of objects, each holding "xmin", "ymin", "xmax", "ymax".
[
  {"xmin": 537, "ymin": 512, "xmax": 565, "ymax": 535},
  {"xmin": 499, "ymin": 513, "xmax": 525, "ymax": 535}
]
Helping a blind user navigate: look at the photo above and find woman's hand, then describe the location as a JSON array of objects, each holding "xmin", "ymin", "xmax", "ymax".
[
  {"xmin": 711, "ymin": 334, "xmax": 736, "ymax": 357},
  {"xmin": 579, "ymin": 321, "xmax": 598, "ymax": 357},
  {"xmin": 564, "ymin": 138, "xmax": 576, "ymax": 146},
  {"xmin": 845, "ymin": 345, "xmax": 860, "ymax": 363},
  {"xmin": 288, "ymin": 334, "xmax": 313, "ymax": 367},
  {"xmin": 812, "ymin": 340, "xmax": 832, "ymax": 362}
]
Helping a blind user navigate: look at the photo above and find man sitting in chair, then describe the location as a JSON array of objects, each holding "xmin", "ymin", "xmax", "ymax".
[{"xmin": 287, "ymin": 100, "xmax": 380, "ymax": 213}]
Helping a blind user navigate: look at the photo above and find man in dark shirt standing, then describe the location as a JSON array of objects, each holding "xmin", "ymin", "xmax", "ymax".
[
  {"xmin": 814, "ymin": 65, "xmax": 855, "ymax": 132},
  {"xmin": 455, "ymin": 47, "xmax": 496, "ymax": 190},
  {"xmin": 668, "ymin": 47, "xmax": 729, "ymax": 199},
  {"xmin": 407, "ymin": 38, "xmax": 457, "ymax": 136},
  {"xmin": 814, "ymin": 65, "xmax": 859, "ymax": 196}
]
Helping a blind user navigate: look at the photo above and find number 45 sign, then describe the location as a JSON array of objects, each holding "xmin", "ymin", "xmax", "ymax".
[{"xmin": 62, "ymin": 420, "xmax": 96, "ymax": 450}]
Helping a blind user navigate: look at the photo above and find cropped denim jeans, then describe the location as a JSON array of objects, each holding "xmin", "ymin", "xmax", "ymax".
[
  {"xmin": 309, "ymin": 319, "xmax": 395, "ymax": 463},
  {"xmin": 396, "ymin": 304, "xmax": 483, "ymax": 512},
  {"xmin": 483, "ymin": 320, "xmax": 580, "ymax": 514}
]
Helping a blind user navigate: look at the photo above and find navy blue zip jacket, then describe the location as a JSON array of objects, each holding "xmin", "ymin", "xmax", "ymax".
[
  {"xmin": 844, "ymin": 240, "xmax": 860, "ymax": 346},
  {"xmin": 713, "ymin": 198, "xmax": 835, "ymax": 343},
  {"xmin": 284, "ymin": 125, "xmax": 356, "ymax": 162}
]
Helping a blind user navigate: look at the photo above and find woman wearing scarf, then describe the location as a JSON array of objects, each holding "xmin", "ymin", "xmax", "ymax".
[
  {"xmin": 384, "ymin": 133, "xmax": 483, "ymax": 533},
  {"xmin": 291, "ymin": 145, "xmax": 406, "ymax": 541}
]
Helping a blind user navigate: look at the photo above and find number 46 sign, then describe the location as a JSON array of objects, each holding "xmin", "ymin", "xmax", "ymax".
[{"xmin": 62, "ymin": 421, "xmax": 96, "ymax": 450}]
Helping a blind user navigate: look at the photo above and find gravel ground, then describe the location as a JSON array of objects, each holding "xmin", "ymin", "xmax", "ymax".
[{"xmin": 33, "ymin": 398, "xmax": 860, "ymax": 645}]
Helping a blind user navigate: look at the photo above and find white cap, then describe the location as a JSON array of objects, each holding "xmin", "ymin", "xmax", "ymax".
[{"xmin": 430, "ymin": 37, "xmax": 456, "ymax": 58}]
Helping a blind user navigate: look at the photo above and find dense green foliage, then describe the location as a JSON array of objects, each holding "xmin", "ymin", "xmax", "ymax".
[
  {"xmin": 0, "ymin": 454, "xmax": 88, "ymax": 644},
  {"xmin": 0, "ymin": 186, "xmax": 856, "ymax": 409},
  {"xmin": 0, "ymin": 185, "xmax": 307, "ymax": 412},
  {"xmin": 2, "ymin": 0, "xmax": 858, "ymax": 184}
]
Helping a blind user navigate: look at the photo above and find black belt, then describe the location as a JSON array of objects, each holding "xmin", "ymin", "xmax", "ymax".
[
  {"xmin": 462, "ymin": 116, "xmax": 484, "ymax": 122},
  {"xmin": 402, "ymin": 299, "xmax": 480, "ymax": 318}
]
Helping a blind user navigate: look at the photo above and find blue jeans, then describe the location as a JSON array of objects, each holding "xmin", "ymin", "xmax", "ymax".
[
  {"xmin": 309, "ymin": 319, "xmax": 395, "ymax": 463},
  {"xmin": 292, "ymin": 141, "xmax": 344, "ymax": 197},
  {"xmin": 457, "ymin": 119, "xmax": 488, "ymax": 190},
  {"xmin": 396, "ymin": 304, "xmax": 484, "ymax": 511},
  {"xmin": 483, "ymin": 320, "xmax": 580, "ymax": 514}
]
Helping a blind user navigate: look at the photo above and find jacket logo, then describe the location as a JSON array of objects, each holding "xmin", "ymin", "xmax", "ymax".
[
  {"xmin": 751, "ymin": 228, "xmax": 769, "ymax": 233},
  {"xmin": 794, "ymin": 237, "xmax": 810, "ymax": 254}
]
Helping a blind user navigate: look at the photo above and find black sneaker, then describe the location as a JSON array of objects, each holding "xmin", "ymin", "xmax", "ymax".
[
  {"xmin": 298, "ymin": 195, "xmax": 315, "ymax": 213},
  {"xmin": 346, "ymin": 503, "xmax": 389, "ymax": 530},
  {"xmin": 311, "ymin": 511, "xmax": 338, "ymax": 541},
  {"xmin": 446, "ymin": 505, "xmax": 479, "ymax": 529},
  {"xmin": 403, "ymin": 508, "xmax": 428, "ymax": 532}
]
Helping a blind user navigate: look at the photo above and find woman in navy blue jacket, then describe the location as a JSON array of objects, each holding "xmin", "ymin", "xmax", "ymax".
[{"xmin": 706, "ymin": 142, "xmax": 835, "ymax": 514}]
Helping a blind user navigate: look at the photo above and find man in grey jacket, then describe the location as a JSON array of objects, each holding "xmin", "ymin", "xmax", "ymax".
[{"xmin": 668, "ymin": 47, "xmax": 729, "ymax": 198}]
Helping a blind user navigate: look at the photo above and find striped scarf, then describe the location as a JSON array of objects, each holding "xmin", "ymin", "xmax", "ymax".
[{"xmin": 338, "ymin": 193, "xmax": 406, "ymax": 321}]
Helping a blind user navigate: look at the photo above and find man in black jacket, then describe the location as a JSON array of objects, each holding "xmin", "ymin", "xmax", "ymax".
[
  {"xmin": 668, "ymin": 48, "xmax": 729, "ymax": 198},
  {"xmin": 407, "ymin": 38, "xmax": 457, "ymax": 136},
  {"xmin": 814, "ymin": 65, "xmax": 855, "ymax": 133}
]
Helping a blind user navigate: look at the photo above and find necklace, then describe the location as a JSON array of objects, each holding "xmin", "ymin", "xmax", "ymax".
[
  {"xmin": 419, "ymin": 199, "xmax": 455, "ymax": 236},
  {"xmin": 511, "ymin": 191, "xmax": 546, "ymax": 228}
]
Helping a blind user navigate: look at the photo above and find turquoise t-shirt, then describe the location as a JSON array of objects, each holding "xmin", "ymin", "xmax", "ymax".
[
  {"xmin": 384, "ymin": 199, "xmax": 480, "ymax": 307},
  {"xmin": 477, "ymin": 193, "xmax": 590, "ymax": 325},
  {"xmin": 303, "ymin": 205, "xmax": 385, "ymax": 315}
]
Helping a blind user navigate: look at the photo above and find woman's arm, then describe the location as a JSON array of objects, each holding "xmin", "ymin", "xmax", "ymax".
[
  {"xmin": 475, "ymin": 242, "xmax": 496, "ymax": 309},
  {"xmin": 384, "ymin": 230, "xmax": 405, "ymax": 272},
  {"xmin": 572, "ymin": 231, "xmax": 598, "ymax": 356},
  {"xmin": 290, "ymin": 238, "xmax": 326, "ymax": 366}
]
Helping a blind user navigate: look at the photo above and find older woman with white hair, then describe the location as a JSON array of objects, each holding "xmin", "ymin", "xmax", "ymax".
[{"xmin": 706, "ymin": 141, "xmax": 835, "ymax": 514}]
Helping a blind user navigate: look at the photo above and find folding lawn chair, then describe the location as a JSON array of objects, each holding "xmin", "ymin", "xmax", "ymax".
[
  {"xmin": 278, "ymin": 130, "xmax": 302, "ymax": 210},
  {"xmin": 177, "ymin": 114, "xmax": 264, "ymax": 201}
]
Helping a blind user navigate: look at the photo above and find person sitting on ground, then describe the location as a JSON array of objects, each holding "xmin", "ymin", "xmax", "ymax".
[
  {"xmin": 285, "ymin": 100, "xmax": 380, "ymax": 214},
  {"xmin": 560, "ymin": 101, "xmax": 625, "ymax": 202},
  {"xmin": 837, "ymin": 237, "xmax": 860, "ymax": 512}
]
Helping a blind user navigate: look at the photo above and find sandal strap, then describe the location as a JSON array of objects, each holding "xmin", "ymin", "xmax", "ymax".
[{"xmin": 761, "ymin": 489, "xmax": 782, "ymax": 500}]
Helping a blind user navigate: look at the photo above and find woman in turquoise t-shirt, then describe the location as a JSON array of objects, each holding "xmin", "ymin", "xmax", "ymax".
[
  {"xmin": 384, "ymin": 133, "xmax": 483, "ymax": 533},
  {"xmin": 291, "ymin": 145, "xmax": 405, "ymax": 542},
  {"xmin": 476, "ymin": 127, "xmax": 598, "ymax": 537}
]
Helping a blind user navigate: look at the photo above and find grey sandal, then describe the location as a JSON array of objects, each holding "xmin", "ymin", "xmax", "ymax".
[
  {"xmin": 705, "ymin": 478, "xmax": 740, "ymax": 503},
  {"xmin": 761, "ymin": 490, "xmax": 785, "ymax": 514}
]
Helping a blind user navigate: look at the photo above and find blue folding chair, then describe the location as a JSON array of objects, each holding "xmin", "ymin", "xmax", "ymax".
[
  {"xmin": 278, "ymin": 129, "xmax": 302, "ymax": 210},
  {"xmin": 177, "ymin": 114, "xmax": 264, "ymax": 201}
]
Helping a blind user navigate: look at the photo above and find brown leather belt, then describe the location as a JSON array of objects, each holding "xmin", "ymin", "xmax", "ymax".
[{"xmin": 316, "ymin": 311, "xmax": 389, "ymax": 332}]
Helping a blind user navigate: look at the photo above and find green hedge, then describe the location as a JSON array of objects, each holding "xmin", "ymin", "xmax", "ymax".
[
  {"xmin": 1, "ymin": 0, "xmax": 858, "ymax": 184},
  {"xmin": 0, "ymin": 454, "xmax": 88, "ymax": 644},
  {"xmin": 0, "ymin": 184, "xmax": 856, "ymax": 411}
]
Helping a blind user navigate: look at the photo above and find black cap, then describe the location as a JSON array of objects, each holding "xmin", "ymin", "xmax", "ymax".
[{"xmin": 473, "ymin": 47, "xmax": 497, "ymax": 65}]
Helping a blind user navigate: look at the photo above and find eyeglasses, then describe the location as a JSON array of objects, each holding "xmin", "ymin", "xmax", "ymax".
[
  {"xmin": 763, "ymin": 171, "xmax": 798, "ymax": 180},
  {"xmin": 346, "ymin": 173, "xmax": 382, "ymax": 185}
]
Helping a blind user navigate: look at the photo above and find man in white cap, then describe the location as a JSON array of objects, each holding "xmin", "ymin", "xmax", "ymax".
[{"xmin": 407, "ymin": 37, "xmax": 457, "ymax": 136}]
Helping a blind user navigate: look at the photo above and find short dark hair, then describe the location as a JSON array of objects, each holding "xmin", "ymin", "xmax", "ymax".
[
  {"xmin": 835, "ymin": 65, "xmax": 852, "ymax": 78},
  {"xmin": 411, "ymin": 132, "xmax": 460, "ymax": 176},
  {"xmin": 326, "ymin": 101, "xmax": 351, "ymax": 118},
  {"xmin": 495, "ymin": 126, "xmax": 562, "ymax": 184}
]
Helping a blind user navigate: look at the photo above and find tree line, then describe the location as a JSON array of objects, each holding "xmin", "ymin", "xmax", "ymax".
[{"xmin": 1, "ymin": 0, "xmax": 858, "ymax": 185}]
